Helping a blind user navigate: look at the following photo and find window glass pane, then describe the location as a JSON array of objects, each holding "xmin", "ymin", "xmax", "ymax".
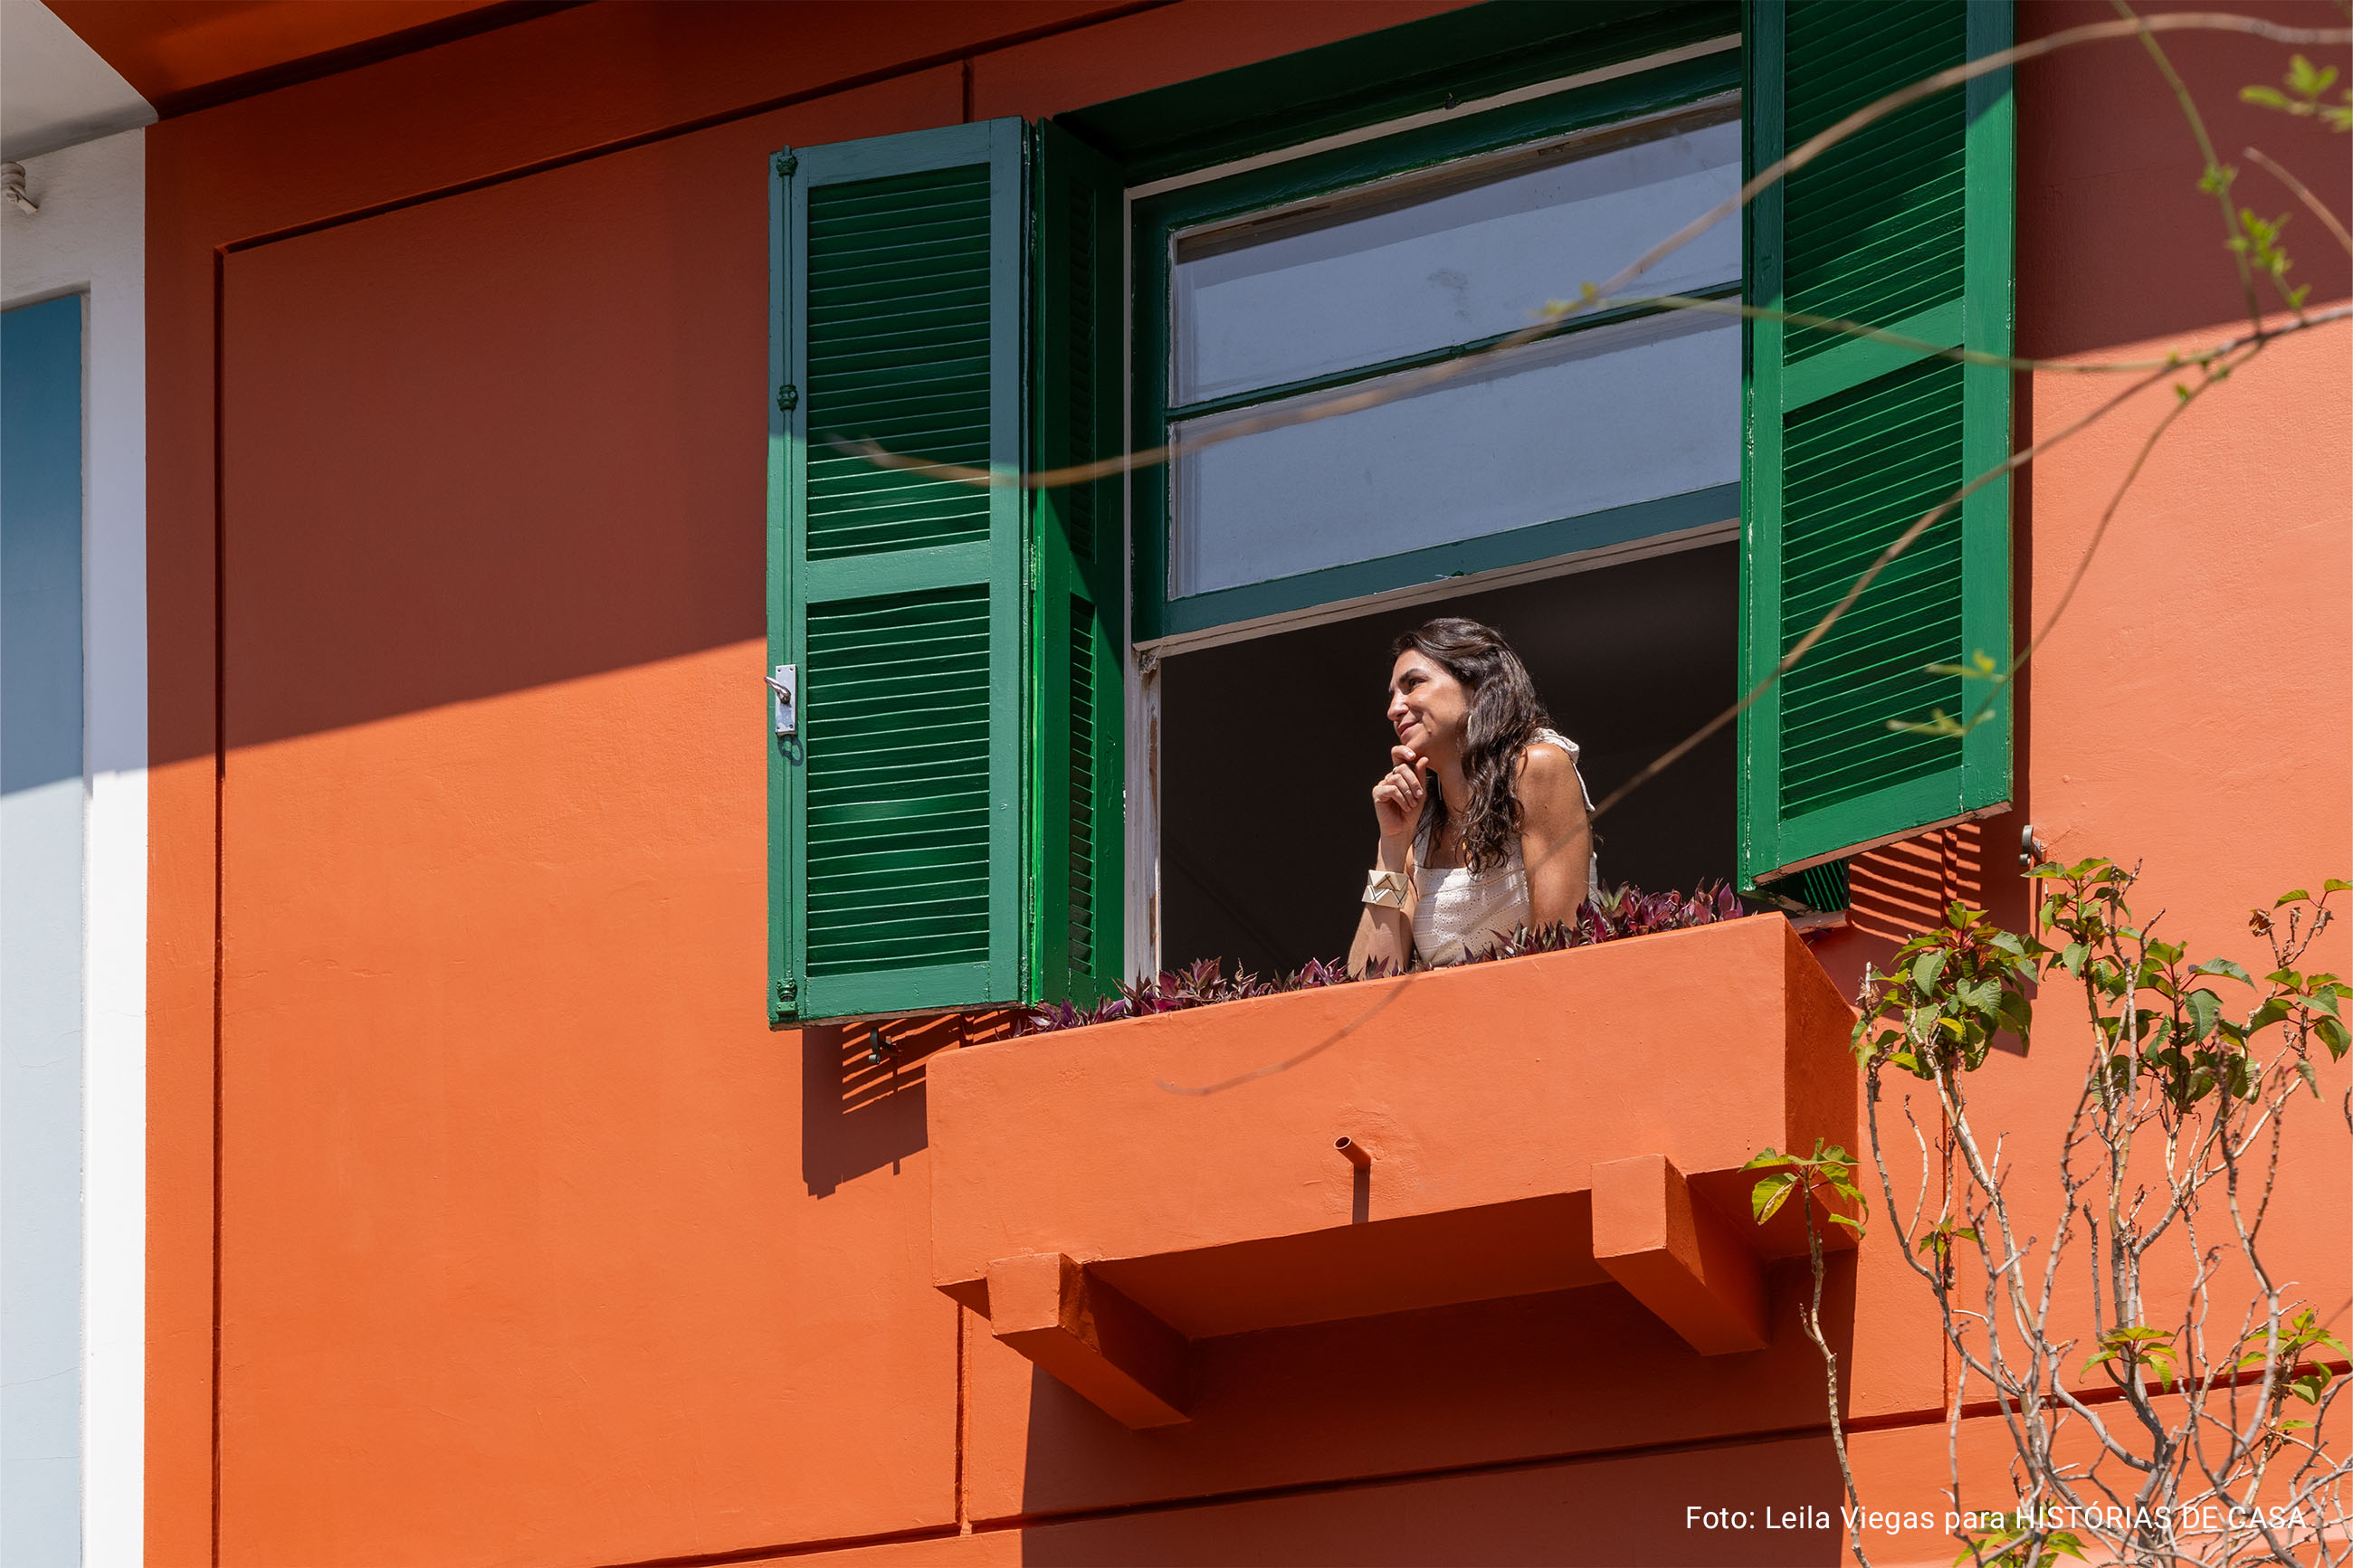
[
  {"xmin": 1170, "ymin": 310, "xmax": 1736, "ymax": 598},
  {"xmin": 1172, "ymin": 105, "xmax": 1739, "ymax": 406}
]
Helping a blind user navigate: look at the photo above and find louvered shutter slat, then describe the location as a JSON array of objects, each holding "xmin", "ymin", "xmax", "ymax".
[{"xmin": 1738, "ymin": 0, "xmax": 2015, "ymax": 889}]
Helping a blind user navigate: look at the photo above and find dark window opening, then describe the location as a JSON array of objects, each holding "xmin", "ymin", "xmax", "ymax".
[{"xmin": 1157, "ymin": 543, "xmax": 1737, "ymax": 977}]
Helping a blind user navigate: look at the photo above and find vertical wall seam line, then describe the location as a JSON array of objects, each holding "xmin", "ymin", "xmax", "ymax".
[
  {"xmin": 208, "ymin": 240, "xmax": 226, "ymax": 1568},
  {"xmin": 955, "ymin": 1306, "xmax": 970, "ymax": 1531}
]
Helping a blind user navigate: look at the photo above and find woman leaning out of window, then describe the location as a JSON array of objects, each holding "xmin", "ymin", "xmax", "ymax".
[{"xmin": 1348, "ymin": 618, "xmax": 1596, "ymax": 974}]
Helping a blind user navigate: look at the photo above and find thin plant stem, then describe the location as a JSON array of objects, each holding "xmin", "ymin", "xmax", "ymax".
[
  {"xmin": 2243, "ymin": 145, "xmax": 2353, "ymax": 256},
  {"xmin": 1799, "ymin": 1181, "xmax": 1874, "ymax": 1568}
]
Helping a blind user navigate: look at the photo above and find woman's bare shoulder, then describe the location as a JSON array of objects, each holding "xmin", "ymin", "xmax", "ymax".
[{"xmin": 1514, "ymin": 738, "xmax": 1584, "ymax": 816}]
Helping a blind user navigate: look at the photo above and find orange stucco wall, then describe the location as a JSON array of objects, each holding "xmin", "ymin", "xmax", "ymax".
[{"xmin": 145, "ymin": 2, "xmax": 2349, "ymax": 1564}]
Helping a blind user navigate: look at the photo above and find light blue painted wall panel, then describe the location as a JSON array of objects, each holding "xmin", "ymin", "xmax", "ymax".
[{"xmin": 2, "ymin": 291, "xmax": 87, "ymax": 1568}]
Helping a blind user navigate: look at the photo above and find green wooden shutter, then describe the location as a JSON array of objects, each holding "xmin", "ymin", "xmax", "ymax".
[
  {"xmin": 1025, "ymin": 124, "xmax": 1126, "ymax": 1006},
  {"xmin": 769, "ymin": 120, "xmax": 1025, "ymax": 1022},
  {"xmin": 1738, "ymin": 0, "xmax": 2015, "ymax": 889}
]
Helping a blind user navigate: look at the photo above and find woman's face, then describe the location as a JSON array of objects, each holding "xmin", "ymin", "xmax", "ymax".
[{"xmin": 1388, "ymin": 649, "xmax": 1471, "ymax": 763}]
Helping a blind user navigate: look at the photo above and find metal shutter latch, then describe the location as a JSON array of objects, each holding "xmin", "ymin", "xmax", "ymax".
[{"xmin": 767, "ymin": 665, "xmax": 797, "ymax": 736}]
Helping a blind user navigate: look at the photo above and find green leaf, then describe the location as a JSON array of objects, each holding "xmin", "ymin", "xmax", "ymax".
[
  {"xmin": 2324, "ymin": 878, "xmax": 2352, "ymax": 893},
  {"xmin": 2276, "ymin": 889, "xmax": 2311, "ymax": 907},
  {"xmin": 1751, "ymin": 1173, "xmax": 1797, "ymax": 1225},
  {"xmin": 2242, "ymin": 84, "xmax": 2292, "ymax": 108},
  {"xmin": 1827, "ymin": 1212, "xmax": 1863, "ymax": 1234},
  {"xmin": 1916, "ymin": 1223, "xmax": 1980, "ymax": 1257},
  {"xmin": 2195, "ymin": 957, "xmax": 2253, "ymax": 984},
  {"xmin": 2299, "ymin": 1060, "xmax": 2320, "ymax": 1097},
  {"xmin": 2317, "ymin": 1015, "xmax": 2349, "ymax": 1058},
  {"xmin": 2186, "ymin": 988, "xmax": 2222, "ymax": 1041},
  {"xmin": 1914, "ymin": 949, "xmax": 1950, "ymax": 999},
  {"xmin": 1740, "ymin": 1147, "xmax": 1787, "ymax": 1171}
]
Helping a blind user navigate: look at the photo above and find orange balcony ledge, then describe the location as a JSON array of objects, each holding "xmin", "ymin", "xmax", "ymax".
[{"xmin": 928, "ymin": 915, "xmax": 1857, "ymax": 1429}]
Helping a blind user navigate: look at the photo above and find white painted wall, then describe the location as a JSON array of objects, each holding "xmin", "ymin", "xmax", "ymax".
[{"xmin": 1, "ymin": 125, "xmax": 148, "ymax": 1568}]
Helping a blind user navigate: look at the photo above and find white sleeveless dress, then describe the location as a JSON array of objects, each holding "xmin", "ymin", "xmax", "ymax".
[{"xmin": 1409, "ymin": 727, "xmax": 1598, "ymax": 967}]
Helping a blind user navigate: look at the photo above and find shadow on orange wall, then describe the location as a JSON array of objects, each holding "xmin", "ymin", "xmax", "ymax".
[
  {"xmin": 805, "ymin": 1012, "xmax": 1015, "ymax": 1197},
  {"xmin": 1003, "ymin": 1269, "xmax": 1862, "ymax": 1558},
  {"xmin": 1010, "ymin": 1424, "xmax": 1852, "ymax": 1568},
  {"xmin": 2015, "ymin": 1, "xmax": 2351, "ymax": 359},
  {"xmin": 218, "ymin": 123, "xmax": 774, "ymax": 760},
  {"xmin": 50, "ymin": 0, "xmax": 568, "ymax": 117}
]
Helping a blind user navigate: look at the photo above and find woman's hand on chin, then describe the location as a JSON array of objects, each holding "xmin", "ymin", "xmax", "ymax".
[{"xmin": 1371, "ymin": 745, "xmax": 1427, "ymax": 866}]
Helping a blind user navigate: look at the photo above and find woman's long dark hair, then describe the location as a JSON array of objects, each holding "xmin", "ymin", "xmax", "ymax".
[{"xmin": 1394, "ymin": 618, "xmax": 1550, "ymax": 874}]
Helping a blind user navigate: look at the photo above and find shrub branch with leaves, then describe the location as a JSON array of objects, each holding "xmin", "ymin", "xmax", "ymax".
[
  {"xmin": 1745, "ymin": 1137, "xmax": 1874, "ymax": 1553},
  {"xmin": 1753, "ymin": 862, "xmax": 2351, "ymax": 1568}
]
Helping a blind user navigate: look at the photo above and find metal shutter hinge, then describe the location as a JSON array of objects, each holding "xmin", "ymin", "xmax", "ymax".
[
  {"xmin": 776, "ymin": 384, "xmax": 798, "ymax": 412},
  {"xmin": 773, "ymin": 151, "xmax": 797, "ymax": 178}
]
